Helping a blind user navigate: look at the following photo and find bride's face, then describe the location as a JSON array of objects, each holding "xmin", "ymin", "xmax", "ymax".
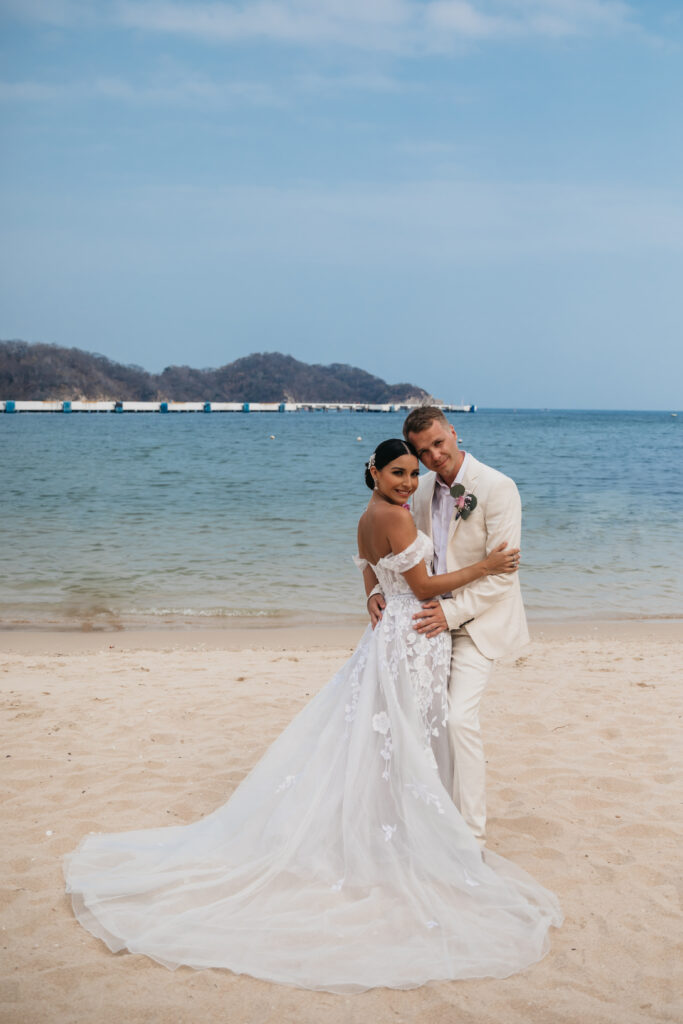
[{"xmin": 373, "ymin": 454, "xmax": 420, "ymax": 505}]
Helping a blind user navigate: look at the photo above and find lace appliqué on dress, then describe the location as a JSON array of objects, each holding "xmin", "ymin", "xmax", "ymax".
[
  {"xmin": 372, "ymin": 711, "xmax": 393, "ymax": 781},
  {"xmin": 354, "ymin": 531, "xmax": 452, "ymax": 786},
  {"xmin": 406, "ymin": 780, "xmax": 446, "ymax": 815},
  {"xmin": 343, "ymin": 643, "xmax": 370, "ymax": 729}
]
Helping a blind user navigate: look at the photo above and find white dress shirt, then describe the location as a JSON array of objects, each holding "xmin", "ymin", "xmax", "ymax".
[{"xmin": 432, "ymin": 452, "xmax": 470, "ymax": 593}]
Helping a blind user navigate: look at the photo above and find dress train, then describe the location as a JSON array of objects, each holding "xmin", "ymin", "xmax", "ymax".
[{"xmin": 64, "ymin": 533, "xmax": 562, "ymax": 992}]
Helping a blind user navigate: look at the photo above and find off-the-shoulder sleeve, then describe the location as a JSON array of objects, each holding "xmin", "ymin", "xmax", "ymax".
[
  {"xmin": 376, "ymin": 535, "xmax": 425, "ymax": 574},
  {"xmin": 352, "ymin": 555, "xmax": 369, "ymax": 571}
]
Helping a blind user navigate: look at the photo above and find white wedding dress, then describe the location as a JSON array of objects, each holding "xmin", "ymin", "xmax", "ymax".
[{"xmin": 64, "ymin": 532, "xmax": 562, "ymax": 993}]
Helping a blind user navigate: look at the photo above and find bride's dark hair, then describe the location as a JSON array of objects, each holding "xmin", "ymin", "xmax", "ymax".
[{"xmin": 365, "ymin": 438, "xmax": 418, "ymax": 490}]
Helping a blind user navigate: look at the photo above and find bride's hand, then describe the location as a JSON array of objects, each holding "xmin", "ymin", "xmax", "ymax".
[{"xmin": 483, "ymin": 542, "xmax": 520, "ymax": 575}]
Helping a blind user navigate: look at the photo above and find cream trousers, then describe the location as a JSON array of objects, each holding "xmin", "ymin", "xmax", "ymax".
[{"xmin": 448, "ymin": 632, "xmax": 494, "ymax": 847}]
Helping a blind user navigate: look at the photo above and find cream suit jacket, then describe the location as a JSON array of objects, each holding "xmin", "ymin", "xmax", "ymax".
[{"xmin": 412, "ymin": 454, "xmax": 530, "ymax": 661}]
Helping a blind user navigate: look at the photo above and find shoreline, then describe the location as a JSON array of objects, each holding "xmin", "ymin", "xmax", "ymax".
[
  {"xmin": 1, "ymin": 617, "xmax": 681, "ymax": 655},
  {"xmin": 1, "ymin": 609, "xmax": 680, "ymax": 632}
]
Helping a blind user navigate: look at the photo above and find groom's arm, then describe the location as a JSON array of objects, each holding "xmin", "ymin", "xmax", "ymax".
[{"xmin": 439, "ymin": 476, "xmax": 522, "ymax": 630}]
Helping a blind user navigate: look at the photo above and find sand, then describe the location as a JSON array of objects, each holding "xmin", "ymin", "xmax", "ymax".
[{"xmin": 1, "ymin": 620, "xmax": 681, "ymax": 1024}]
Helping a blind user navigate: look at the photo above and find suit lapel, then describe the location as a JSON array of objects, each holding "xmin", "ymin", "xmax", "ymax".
[{"xmin": 447, "ymin": 454, "xmax": 480, "ymax": 543}]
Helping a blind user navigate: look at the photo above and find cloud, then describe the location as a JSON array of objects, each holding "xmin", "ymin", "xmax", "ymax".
[
  {"xmin": 115, "ymin": 0, "xmax": 413, "ymax": 49},
  {"xmin": 1, "ymin": 0, "xmax": 642, "ymax": 51},
  {"xmin": 0, "ymin": 0, "xmax": 98, "ymax": 26},
  {"xmin": 425, "ymin": 1, "xmax": 518, "ymax": 38},
  {"xmin": 0, "ymin": 80, "xmax": 69, "ymax": 101},
  {"xmin": 295, "ymin": 70, "xmax": 408, "ymax": 94},
  {"xmin": 115, "ymin": 0, "xmax": 639, "ymax": 49},
  {"xmin": 0, "ymin": 74, "xmax": 285, "ymax": 107},
  {"xmin": 94, "ymin": 74, "xmax": 285, "ymax": 106}
]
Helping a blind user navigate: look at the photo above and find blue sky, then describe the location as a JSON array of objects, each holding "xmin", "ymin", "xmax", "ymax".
[{"xmin": 1, "ymin": 0, "xmax": 681, "ymax": 408}]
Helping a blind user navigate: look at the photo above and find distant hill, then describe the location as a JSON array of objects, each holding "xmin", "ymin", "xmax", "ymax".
[{"xmin": 0, "ymin": 342, "xmax": 432, "ymax": 404}]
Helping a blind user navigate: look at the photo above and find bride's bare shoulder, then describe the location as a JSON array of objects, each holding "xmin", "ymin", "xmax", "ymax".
[
  {"xmin": 357, "ymin": 503, "xmax": 414, "ymax": 559},
  {"xmin": 377, "ymin": 504, "xmax": 417, "ymax": 551},
  {"xmin": 375, "ymin": 500, "xmax": 410, "ymax": 519},
  {"xmin": 364, "ymin": 502, "xmax": 414, "ymax": 530}
]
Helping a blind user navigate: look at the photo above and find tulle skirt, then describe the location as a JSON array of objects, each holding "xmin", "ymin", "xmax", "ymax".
[{"xmin": 64, "ymin": 604, "xmax": 562, "ymax": 992}]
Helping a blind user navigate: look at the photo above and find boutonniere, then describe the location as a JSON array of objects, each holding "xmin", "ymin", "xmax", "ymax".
[{"xmin": 450, "ymin": 483, "xmax": 478, "ymax": 520}]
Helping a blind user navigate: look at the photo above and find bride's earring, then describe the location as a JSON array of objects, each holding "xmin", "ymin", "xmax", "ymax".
[{"xmin": 368, "ymin": 452, "xmax": 377, "ymax": 490}]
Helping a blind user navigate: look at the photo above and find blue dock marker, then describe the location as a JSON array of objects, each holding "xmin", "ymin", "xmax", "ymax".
[
  {"xmin": 160, "ymin": 402, "xmax": 169, "ymax": 413},
  {"xmin": 114, "ymin": 401, "xmax": 124, "ymax": 414},
  {"xmin": 62, "ymin": 401, "xmax": 72, "ymax": 413},
  {"xmin": 242, "ymin": 403, "xmax": 250, "ymax": 413},
  {"xmin": 5, "ymin": 401, "xmax": 16, "ymax": 413},
  {"xmin": 203, "ymin": 402, "xmax": 211, "ymax": 413}
]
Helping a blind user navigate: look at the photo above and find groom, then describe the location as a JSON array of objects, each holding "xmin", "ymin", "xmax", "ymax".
[{"xmin": 368, "ymin": 407, "xmax": 529, "ymax": 848}]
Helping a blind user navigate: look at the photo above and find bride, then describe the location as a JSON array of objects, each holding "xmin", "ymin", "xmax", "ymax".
[{"xmin": 64, "ymin": 438, "xmax": 562, "ymax": 993}]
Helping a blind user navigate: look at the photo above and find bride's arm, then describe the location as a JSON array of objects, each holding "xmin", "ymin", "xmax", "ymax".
[
  {"xmin": 402, "ymin": 544, "xmax": 519, "ymax": 600},
  {"xmin": 360, "ymin": 564, "xmax": 380, "ymax": 598},
  {"xmin": 385, "ymin": 512, "xmax": 519, "ymax": 601},
  {"xmin": 357, "ymin": 521, "xmax": 386, "ymax": 627}
]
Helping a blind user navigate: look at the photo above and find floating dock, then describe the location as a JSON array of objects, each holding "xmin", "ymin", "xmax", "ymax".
[{"xmin": 1, "ymin": 400, "xmax": 476, "ymax": 414}]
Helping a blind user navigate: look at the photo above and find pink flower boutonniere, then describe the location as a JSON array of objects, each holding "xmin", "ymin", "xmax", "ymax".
[{"xmin": 450, "ymin": 483, "xmax": 478, "ymax": 521}]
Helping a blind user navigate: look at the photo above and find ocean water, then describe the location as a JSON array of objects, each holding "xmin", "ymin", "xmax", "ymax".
[{"xmin": 0, "ymin": 409, "xmax": 681, "ymax": 629}]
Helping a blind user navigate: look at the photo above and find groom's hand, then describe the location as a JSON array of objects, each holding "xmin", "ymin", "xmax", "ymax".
[
  {"xmin": 367, "ymin": 594, "xmax": 386, "ymax": 629},
  {"xmin": 413, "ymin": 601, "xmax": 449, "ymax": 638}
]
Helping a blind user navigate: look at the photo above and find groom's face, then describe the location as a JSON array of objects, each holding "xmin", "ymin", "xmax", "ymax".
[{"xmin": 407, "ymin": 420, "xmax": 461, "ymax": 484}]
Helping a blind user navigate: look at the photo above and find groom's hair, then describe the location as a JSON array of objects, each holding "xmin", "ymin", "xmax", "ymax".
[{"xmin": 402, "ymin": 406, "xmax": 450, "ymax": 440}]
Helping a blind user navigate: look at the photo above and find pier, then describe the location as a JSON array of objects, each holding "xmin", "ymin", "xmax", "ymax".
[{"xmin": 1, "ymin": 400, "xmax": 476, "ymax": 414}]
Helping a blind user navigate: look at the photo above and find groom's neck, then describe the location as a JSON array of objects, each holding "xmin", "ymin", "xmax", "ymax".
[{"xmin": 437, "ymin": 450, "xmax": 465, "ymax": 488}]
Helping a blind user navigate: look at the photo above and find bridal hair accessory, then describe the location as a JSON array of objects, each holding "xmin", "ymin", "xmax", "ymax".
[
  {"xmin": 368, "ymin": 452, "xmax": 376, "ymax": 469},
  {"xmin": 450, "ymin": 483, "xmax": 478, "ymax": 521}
]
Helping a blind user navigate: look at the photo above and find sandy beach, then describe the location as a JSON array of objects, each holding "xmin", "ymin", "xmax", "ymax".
[{"xmin": 1, "ymin": 620, "xmax": 681, "ymax": 1024}]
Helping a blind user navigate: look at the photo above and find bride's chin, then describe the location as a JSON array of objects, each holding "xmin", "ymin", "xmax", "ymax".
[{"xmin": 374, "ymin": 490, "xmax": 411, "ymax": 506}]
